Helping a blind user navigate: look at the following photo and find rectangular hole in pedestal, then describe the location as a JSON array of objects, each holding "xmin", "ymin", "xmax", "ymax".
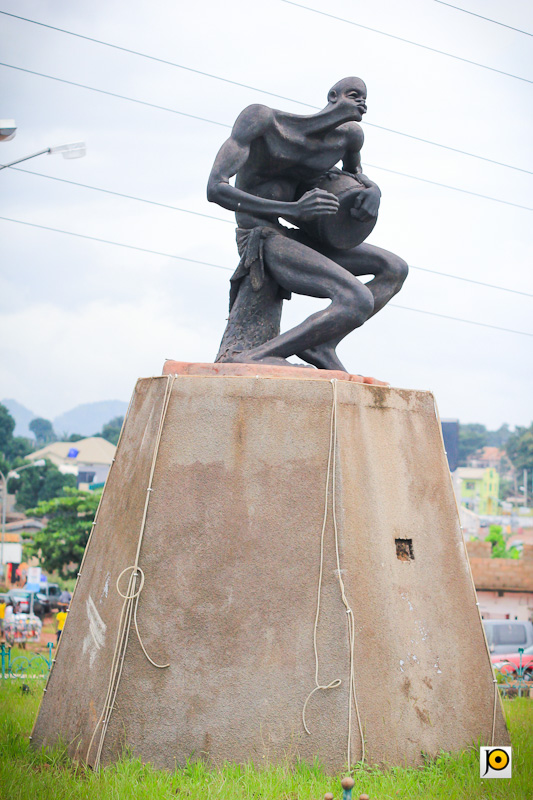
[{"xmin": 396, "ymin": 538, "xmax": 414, "ymax": 561}]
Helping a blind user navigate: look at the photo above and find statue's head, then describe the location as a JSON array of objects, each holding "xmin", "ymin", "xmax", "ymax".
[{"xmin": 327, "ymin": 77, "xmax": 367, "ymax": 120}]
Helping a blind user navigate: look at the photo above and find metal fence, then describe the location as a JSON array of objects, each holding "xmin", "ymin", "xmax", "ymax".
[
  {"xmin": 1, "ymin": 642, "xmax": 54, "ymax": 679},
  {"xmin": 493, "ymin": 647, "xmax": 533, "ymax": 698}
]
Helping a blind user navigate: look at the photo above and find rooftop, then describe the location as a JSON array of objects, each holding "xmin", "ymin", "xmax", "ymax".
[{"xmin": 26, "ymin": 437, "xmax": 116, "ymax": 467}]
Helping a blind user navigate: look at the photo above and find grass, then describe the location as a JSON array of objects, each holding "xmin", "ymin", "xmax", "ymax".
[{"xmin": 0, "ymin": 680, "xmax": 531, "ymax": 800}]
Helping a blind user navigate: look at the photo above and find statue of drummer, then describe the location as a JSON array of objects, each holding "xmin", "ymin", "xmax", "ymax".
[{"xmin": 207, "ymin": 76, "xmax": 408, "ymax": 372}]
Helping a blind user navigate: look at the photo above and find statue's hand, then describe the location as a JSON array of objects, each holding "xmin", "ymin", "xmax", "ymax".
[
  {"xmin": 350, "ymin": 174, "xmax": 381, "ymax": 222},
  {"xmin": 294, "ymin": 189, "xmax": 340, "ymax": 221}
]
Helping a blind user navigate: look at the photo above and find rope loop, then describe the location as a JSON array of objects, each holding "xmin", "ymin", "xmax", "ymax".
[
  {"xmin": 302, "ymin": 680, "xmax": 342, "ymax": 735},
  {"xmin": 302, "ymin": 378, "xmax": 365, "ymax": 768},
  {"xmin": 116, "ymin": 566, "xmax": 145, "ymax": 599},
  {"xmin": 88, "ymin": 375, "xmax": 176, "ymax": 770}
]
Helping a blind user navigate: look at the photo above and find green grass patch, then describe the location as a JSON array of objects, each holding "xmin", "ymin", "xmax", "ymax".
[{"xmin": 0, "ymin": 680, "xmax": 531, "ymax": 799}]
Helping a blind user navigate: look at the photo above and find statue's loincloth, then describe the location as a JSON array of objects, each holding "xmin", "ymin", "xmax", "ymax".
[{"xmin": 229, "ymin": 226, "xmax": 292, "ymax": 310}]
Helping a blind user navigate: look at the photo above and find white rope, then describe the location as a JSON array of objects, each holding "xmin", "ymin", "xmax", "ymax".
[
  {"xmin": 87, "ymin": 375, "xmax": 176, "ymax": 769},
  {"xmin": 302, "ymin": 379, "xmax": 365, "ymax": 768},
  {"xmin": 32, "ymin": 389, "xmax": 138, "ymax": 737},
  {"xmin": 432, "ymin": 396, "xmax": 499, "ymax": 746}
]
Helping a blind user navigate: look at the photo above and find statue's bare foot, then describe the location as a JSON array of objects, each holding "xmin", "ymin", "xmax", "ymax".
[{"xmin": 296, "ymin": 346, "xmax": 348, "ymax": 372}]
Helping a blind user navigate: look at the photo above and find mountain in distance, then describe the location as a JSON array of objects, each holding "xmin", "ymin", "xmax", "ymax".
[
  {"xmin": 1, "ymin": 398, "xmax": 37, "ymax": 438},
  {"xmin": 53, "ymin": 400, "xmax": 129, "ymax": 437},
  {"xmin": 2, "ymin": 398, "xmax": 129, "ymax": 439}
]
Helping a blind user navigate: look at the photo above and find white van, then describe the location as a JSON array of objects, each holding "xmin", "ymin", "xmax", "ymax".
[{"xmin": 483, "ymin": 620, "xmax": 533, "ymax": 654}]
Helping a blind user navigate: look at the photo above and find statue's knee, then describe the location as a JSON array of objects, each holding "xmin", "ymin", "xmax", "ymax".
[
  {"xmin": 357, "ymin": 287, "xmax": 375, "ymax": 320},
  {"xmin": 338, "ymin": 284, "xmax": 373, "ymax": 325},
  {"xmin": 390, "ymin": 256, "xmax": 409, "ymax": 288}
]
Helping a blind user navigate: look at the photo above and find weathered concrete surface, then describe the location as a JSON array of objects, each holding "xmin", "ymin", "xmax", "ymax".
[{"xmin": 32, "ymin": 376, "xmax": 509, "ymax": 770}]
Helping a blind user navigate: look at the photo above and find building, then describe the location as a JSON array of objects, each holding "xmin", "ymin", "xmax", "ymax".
[
  {"xmin": 25, "ymin": 437, "xmax": 116, "ymax": 489},
  {"xmin": 458, "ymin": 505, "xmax": 481, "ymax": 540},
  {"xmin": 467, "ymin": 446, "xmax": 511, "ymax": 474},
  {"xmin": 440, "ymin": 418, "xmax": 459, "ymax": 473},
  {"xmin": 467, "ymin": 540, "xmax": 533, "ymax": 621},
  {"xmin": 454, "ymin": 467, "xmax": 500, "ymax": 515},
  {"xmin": 0, "ymin": 518, "xmax": 46, "ymax": 580}
]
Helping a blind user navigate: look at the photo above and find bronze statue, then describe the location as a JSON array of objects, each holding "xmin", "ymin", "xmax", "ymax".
[{"xmin": 208, "ymin": 77, "xmax": 408, "ymax": 371}]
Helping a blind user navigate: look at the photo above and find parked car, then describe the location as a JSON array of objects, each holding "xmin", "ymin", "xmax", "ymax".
[
  {"xmin": 7, "ymin": 589, "xmax": 46, "ymax": 618},
  {"xmin": 36, "ymin": 583, "xmax": 62, "ymax": 611},
  {"xmin": 491, "ymin": 644, "xmax": 533, "ymax": 681},
  {"xmin": 483, "ymin": 620, "xmax": 533, "ymax": 654}
]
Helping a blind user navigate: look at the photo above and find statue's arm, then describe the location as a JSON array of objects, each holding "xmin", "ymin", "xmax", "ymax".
[
  {"xmin": 207, "ymin": 105, "xmax": 339, "ymax": 222},
  {"xmin": 342, "ymin": 124, "xmax": 381, "ymax": 222},
  {"xmin": 342, "ymin": 124, "xmax": 364, "ymax": 174}
]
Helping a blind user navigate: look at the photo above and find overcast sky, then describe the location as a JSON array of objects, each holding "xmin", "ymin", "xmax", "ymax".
[{"xmin": 1, "ymin": 0, "xmax": 532, "ymax": 429}]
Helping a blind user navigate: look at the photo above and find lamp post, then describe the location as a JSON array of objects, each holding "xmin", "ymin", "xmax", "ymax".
[
  {"xmin": 0, "ymin": 460, "xmax": 46, "ymax": 581},
  {"xmin": 0, "ymin": 141, "xmax": 86, "ymax": 171}
]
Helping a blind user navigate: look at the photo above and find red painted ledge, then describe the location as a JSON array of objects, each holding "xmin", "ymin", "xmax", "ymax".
[{"xmin": 162, "ymin": 360, "xmax": 388, "ymax": 386}]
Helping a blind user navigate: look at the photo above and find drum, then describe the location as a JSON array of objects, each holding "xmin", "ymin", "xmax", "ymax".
[{"xmin": 296, "ymin": 169, "xmax": 379, "ymax": 251}]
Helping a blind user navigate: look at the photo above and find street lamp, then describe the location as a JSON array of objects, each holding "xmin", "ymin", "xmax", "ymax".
[
  {"xmin": 0, "ymin": 460, "xmax": 46, "ymax": 580},
  {"xmin": 0, "ymin": 119, "xmax": 17, "ymax": 141},
  {"xmin": 0, "ymin": 141, "xmax": 86, "ymax": 171}
]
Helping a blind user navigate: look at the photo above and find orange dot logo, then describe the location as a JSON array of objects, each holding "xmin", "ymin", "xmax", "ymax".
[{"xmin": 488, "ymin": 749, "xmax": 509, "ymax": 771}]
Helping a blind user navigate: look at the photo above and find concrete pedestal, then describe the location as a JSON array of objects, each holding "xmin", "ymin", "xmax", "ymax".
[{"xmin": 32, "ymin": 372, "xmax": 509, "ymax": 770}]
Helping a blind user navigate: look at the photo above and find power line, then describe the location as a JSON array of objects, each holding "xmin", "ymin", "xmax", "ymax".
[
  {"xmin": 2, "ymin": 62, "xmax": 532, "ymax": 214},
  {"xmin": 0, "ymin": 10, "xmax": 318, "ymax": 109},
  {"xmin": 407, "ymin": 265, "xmax": 533, "ymax": 299},
  {"xmin": 365, "ymin": 161, "xmax": 533, "ymax": 212},
  {"xmin": 365, "ymin": 123, "xmax": 533, "ymax": 176},
  {"xmin": 7, "ymin": 165, "xmax": 533, "ymax": 298},
  {"xmin": 9, "ymin": 166, "xmax": 234, "ymax": 225},
  {"xmin": 1, "ymin": 214, "xmax": 532, "ymax": 338},
  {"xmin": 0, "ymin": 62, "xmax": 231, "ymax": 129},
  {"xmin": 390, "ymin": 303, "xmax": 533, "ymax": 337},
  {"xmin": 0, "ymin": 215, "xmax": 233, "ymax": 272},
  {"xmin": 1, "ymin": 11, "xmax": 531, "ymax": 176},
  {"xmin": 281, "ymin": 0, "xmax": 533, "ymax": 84},
  {"xmin": 434, "ymin": 1, "xmax": 533, "ymax": 37}
]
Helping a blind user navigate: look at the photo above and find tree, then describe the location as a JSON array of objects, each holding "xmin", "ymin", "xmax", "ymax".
[
  {"xmin": 484, "ymin": 525, "xmax": 520, "ymax": 559},
  {"xmin": 0, "ymin": 404, "xmax": 15, "ymax": 454},
  {"xmin": 99, "ymin": 416, "xmax": 124, "ymax": 446},
  {"xmin": 458, "ymin": 423, "xmax": 487, "ymax": 466},
  {"xmin": 506, "ymin": 423, "xmax": 533, "ymax": 474},
  {"xmin": 25, "ymin": 488, "xmax": 101, "ymax": 578},
  {"xmin": 13, "ymin": 461, "xmax": 77, "ymax": 510},
  {"xmin": 29, "ymin": 417, "xmax": 56, "ymax": 446},
  {"xmin": 0, "ymin": 403, "xmax": 33, "ymax": 473},
  {"xmin": 487, "ymin": 424, "xmax": 512, "ymax": 449}
]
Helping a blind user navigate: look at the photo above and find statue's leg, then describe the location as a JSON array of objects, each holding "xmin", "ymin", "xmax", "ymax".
[
  {"xmin": 232, "ymin": 234, "xmax": 374, "ymax": 366},
  {"xmin": 292, "ymin": 235, "xmax": 408, "ymax": 369},
  {"xmin": 331, "ymin": 242, "xmax": 409, "ymax": 316}
]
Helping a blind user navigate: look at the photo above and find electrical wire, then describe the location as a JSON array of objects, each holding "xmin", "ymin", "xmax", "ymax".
[
  {"xmin": 364, "ymin": 162, "xmax": 533, "ymax": 213},
  {"xmin": 2, "ymin": 62, "xmax": 532, "ymax": 213},
  {"xmin": 364, "ymin": 124, "xmax": 533, "ymax": 176},
  {"xmin": 0, "ymin": 62, "xmax": 231, "ymax": 129},
  {"xmin": 281, "ymin": 1, "xmax": 533, "ymax": 84},
  {"xmin": 6, "ymin": 165, "xmax": 533, "ymax": 298},
  {"xmin": 0, "ymin": 10, "xmax": 319, "ymax": 109},
  {"xmin": 434, "ymin": 1, "xmax": 533, "ymax": 37},
  {"xmin": 10, "ymin": 166, "xmax": 234, "ymax": 225},
  {"xmin": 1, "ymin": 215, "xmax": 531, "ymax": 337},
  {"xmin": 389, "ymin": 303, "xmax": 533, "ymax": 337},
  {"xmin": 0, "ymin": 215, "xmax": 233, "ymax": 272},
  {"xmin": 1, "ymin": 11, "xmax": 531, "ymax": 175}
]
